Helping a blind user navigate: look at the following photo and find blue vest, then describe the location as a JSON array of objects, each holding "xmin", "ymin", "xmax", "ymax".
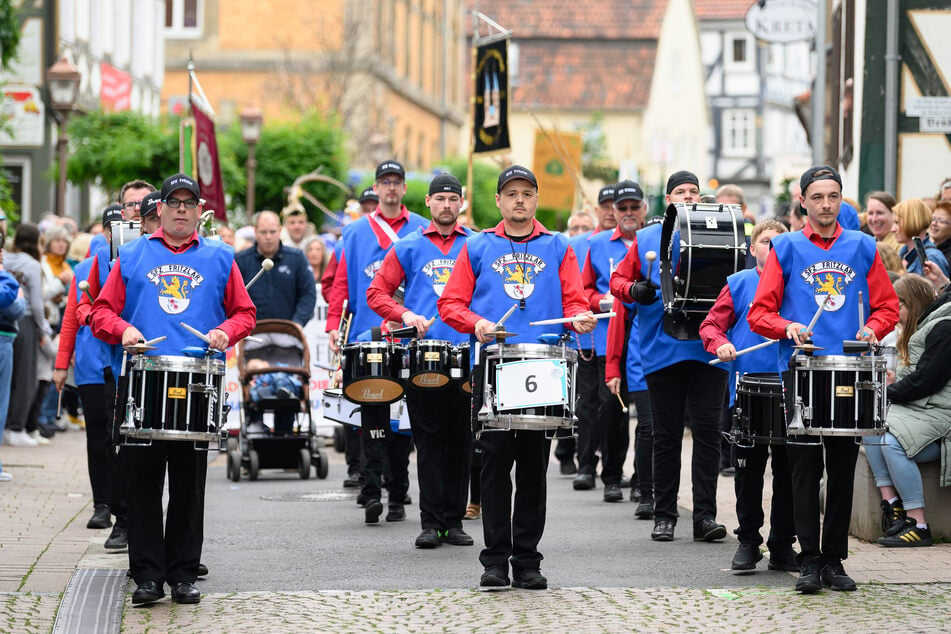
[
  {"xmin": 394, "ymin": 227, "xmax": 472, "ymax": 344},
  {"xmin": 621, "ymin": 301, "xmax": 646, "ymax": 391},
  {"xmin": 634, "ymin": 223, "xmax": 720, "ymax": 375},
  {"xmin": 568, "ymin": 231, "xmax": 592, "ymax": 272},
  {"xmin": 89, "ymin": 232, "xmax": 109, "ymax": 261},
  {"xmin": 464, "ymin": 230, "xmax": 571, "ymax": 346},
  {"xmin": 72, "ymin": 257, "xmax": 111, "ymax": 385},
  {"xmin": 587, "ymin": 230, "xmax": 632, "ymax": 356},
  {"xmin": 118, "ymin": 235, "xmax": 233, "ymax": 357},
  {"xmin": 725, "ymin": 267, "xmax": 774, "ymax": 405},
  {"xmin": 342, "ymin": 212, "xmax": 429, "ymax": 337},
  {"xmin": 772, "ymin": 229, "xmax": 875, "ymax": 371}
]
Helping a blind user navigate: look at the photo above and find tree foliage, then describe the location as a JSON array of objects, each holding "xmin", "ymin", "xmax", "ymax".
[{"xmin": 0, "ymin": 1, "xmax": 22, "ymax": 220}]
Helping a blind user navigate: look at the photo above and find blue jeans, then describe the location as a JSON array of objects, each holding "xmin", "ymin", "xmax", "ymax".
[
  {"xmin": 0, "ymin": 334, "xmax": 14, "ymax": 471},
  {"xmin": 864, "ymin": 433, "xmax": 941, "ymax": 510}
]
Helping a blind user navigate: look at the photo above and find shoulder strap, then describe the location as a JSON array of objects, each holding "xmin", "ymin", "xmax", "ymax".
[{"xmin": 372, "ymin": 212, "xmax": 402, "ymax": 245}]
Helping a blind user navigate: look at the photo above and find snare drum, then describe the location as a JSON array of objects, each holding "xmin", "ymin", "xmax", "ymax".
[
  {"xmin": 341, "ymin": 342, "xmax": 404, "ymax": 404},
  {"xmin": 406, "ymin": 340, "xmax": 453, "ymax": 389},
  {"xmin": 120, "ymin": 355, "xmax": 225, "ymax": 442},
  {"xmin": 785, "ymin": 354, "xmax": 888, "ymax": 436},
  {"xmin": 321, "ymin": 388, "xmax": 360, "ymax": 425},
  {"xmin": 478, "ymin": 343, "xmax": 577, "ymax": 431},
  {"xmin": 451, "ymin": 343, "xmax": 472, "ymax": 393},
  {"xmin": 732, "ymin": 373, "xmax": 786, "ymax": 446}
]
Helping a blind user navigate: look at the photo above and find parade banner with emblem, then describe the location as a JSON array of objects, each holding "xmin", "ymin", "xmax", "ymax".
[
  {"xmin": 533, "ymin": 130, "xmax": 583, "ymax": 211},
  {"xmin": 190, "ymin": 93, "xmax": 227, "ymax": 222},
  {"xmin": 473, "ymin": 38, "xmax": 510, "ymax": 154}
]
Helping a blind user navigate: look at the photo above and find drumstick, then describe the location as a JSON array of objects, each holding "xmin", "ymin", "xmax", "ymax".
[
  {"xmin": 616, "ymin": 392, "xmax": 629, "ymax": 414},
  {"xmin": 143, "ymin": 336, "xmax": 166, "ymax": 346},
  {"xmin": 528, "ymin": 312, "xmax": 616, "ymax": 327},
  {"xmin": 245, "ymin": 335, "xmax": 264, "ymax": 344},
  {"xmin": 180, "ymin": 321, "xmax": 211, "ymax": 344},
  {"xmin": 78, "ymin": 280, "xmax": 94, "ymax": 303},
  {"xmin": 57, "ymin": 386, "xmax": 63, "ymax": 419},
  {"xmin": 805, "ymin": 293, "xmax": 832, "ymax": 335},
  {"xmin": 609, "ymin": 257, "xmax": 615, "ymax": 275},
  {"xmin": 858, "ymin": 290, "xmax": 865, "ymax": 332},
  {"xmin": 244, "ymin": 258, "xmax": 274, "ymax": 290},
  {"xmin": 709, "ymin": 339, "xmax": 778, "ymax": 365},
  {"xmin": 495, "ymin": 303, "xmax": 519, "ymax": 330}
]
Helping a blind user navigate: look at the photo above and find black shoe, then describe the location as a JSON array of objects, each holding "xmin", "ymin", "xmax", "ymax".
[
  {"xmin": 197, "ymin": 563, "xmax": 209, "ymax": 577},
  {"xmin": 87, "ymin": 504, "xmax": 112, "ymax": 529},
  {"xmin": 880, "ymin": 498, "xmax": 907, "ymax": 536},
  {"xmin": 104, "ymin": 524, "xmax": 128, "ymax": 550},
  {"xmin": 444, "ymin": 527, "xmax": 474, "ymax": 546},
  {"xmin": 651, "ymin": 520, "xmax": 675, "ymax": 541},
  {"xmin": 619, "ymin": 475, "xmax": 632, "ymax": 488},
  {"xmin": 385, "ymin": 505, "xmax": 405, "ymax": 522},
  {"xmin": 415, "ymin": 528, "xmax": 441, "ymax": 549},
  {"xmin": 512, "ymin": 569, "xmax": 548, "ymax": 590},
  {"xmin": 693, "ymin": 519, "xmax": 727, "ymax": 542},
  {"xmin": 131, "ymin": 580, "xmax": 165, "ymax": 605},
  {"xmin": 356, "ymin": 492, "xmax": 367, "ymax": 507},
  {"xmin": 878, "ymin": 520, "xmax": 933, "ymax": 548},
  {"xmin": 38, "ymin": 425, "xmax": 56, "ymax": 439},
  {"xmin": 365, "ymin": 499, "xmax": 383, "ymax": 524},
  {"xmin": 603, "ymin": 483, "xmax": 623, "ymax": 503},
  {"xmin": 719, "ymin": 466, "xmax": 736, "ymax": 477},
  {"xmin": 630, "ymin": 487, "xmax": 642, "ymax": 503},
  {"xmin": 559, "ymin": 460, "xmax": 578, "ymax": 476},
  {"xmin": 170, "ymin": 582, "xmax": 201, "ymax": 604},
  {"xmin": 479, "ymin": 566, "xmax": 510, "ymax": 591},
  {"xmin": 343, "ymin": 474, "xmax": 362, "ymax": 489},
  {"xmin": 820, "ymin": 560, "xmax": 857, "ymax": 591},
  {"xmin": 634, "ymin": 495, "xmax": 654, "ymax": 519},
  {"xmin": 403, "ymin": 494, "xmax": 413, "ymax": 505},
  {"xmin": 766, "ymin": 547, "xmax": 800, "ymax": 572},
  {"xmin": 572, "ymin": 473, "xmax": 595, "ymax": 490},
  {"xmin": 795, "ymin": 560, "xmax": 823, "ymax": 594},
  {"xmin": 731, "ymin": 543, "xmax": 763, "ymax": 571}
]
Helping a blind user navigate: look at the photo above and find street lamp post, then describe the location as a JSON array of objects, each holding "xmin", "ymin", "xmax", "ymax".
[
  {"xmin": 240, "ymin": 106, "xmax": 263, "ymax": 224},
  {"xmin": 46, "ymin": 57, "xmax": 81, "ymax": 217}
]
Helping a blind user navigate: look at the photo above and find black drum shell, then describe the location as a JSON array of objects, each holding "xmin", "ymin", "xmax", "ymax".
[
  {"xmin": 733, "ymin": 373, "xmax": 785, "ymax": 445},
  {"xmin": 341, "ymin": 342, "xmax": 405, "ymax": 404}
]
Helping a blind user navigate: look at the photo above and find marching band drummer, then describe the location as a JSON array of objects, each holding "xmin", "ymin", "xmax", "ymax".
[
  {"xmin": 748, "ymin": 165, "xmax": 898, "ymax": 594},
  {"xmin": 608, "ymin": 170, "xmax": 729, "ymax": 544},
  {"xmin": 367, "ymin": 173, "xmax": 475, "ymax": 550},
  {"xmin": 326, "ymin": 160, "xmax": 429, "ymax": 525},
  {"xmin": 90, "ymin": 173, "xmax": 256, "ymax": 606},
  {"xmin": 698, "ymin": 219, "xmax": 799, "ymax": 573},
  {"xmin": 438, "ymin": 165, "xmax": 596, "ymax": 591}
]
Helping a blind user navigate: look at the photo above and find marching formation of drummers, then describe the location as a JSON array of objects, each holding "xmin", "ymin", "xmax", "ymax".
[{"xmin": 42, "ymin": 156, "xmax": 951, "ymax": 604}]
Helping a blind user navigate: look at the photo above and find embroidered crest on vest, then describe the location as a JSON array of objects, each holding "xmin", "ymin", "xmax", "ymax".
[
  {"xmin": 422, "ymin": 258, "xmax": 455, "ymax": 297},
  {"xmin": 491, "ymin": 253, "xmax": 547, "ymax": 300},
  {"xmin": 363, "ymin": 260, "xmax": 383, "ymax": 279},
  {"xmin": 799, "ymin": 261, "xmax": 856, "ymax": 311},
  {"xmin": 147, "ymin": 264, "xmax": 204, "ymax": 314}
]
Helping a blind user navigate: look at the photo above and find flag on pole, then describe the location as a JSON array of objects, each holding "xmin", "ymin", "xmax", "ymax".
[
  {"xmin": 188, "ymin": 72, "xmax": 226, "ymax": 222},
  {"xmin": 473, "ymin": 38, "xmax": 510, "ymax": 154}
]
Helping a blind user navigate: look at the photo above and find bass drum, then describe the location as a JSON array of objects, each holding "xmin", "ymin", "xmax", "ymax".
[{"xmin": 659, "ymin": 202, "xmax": 746, "ymax": 339}]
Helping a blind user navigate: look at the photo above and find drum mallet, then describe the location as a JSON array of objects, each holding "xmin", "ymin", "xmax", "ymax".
[
  {"xmin": 644, "ymin": 250, "xmax": 657, "ymax": 283},
  {"xmin": 245, "ymin": 258, "xmax": 274, "ymax": 290},
  {"xmin": 78, "ymin": 280, "xmax": 94, "ymax": 303},
  {"xmin": 529, "ymin": 312, "xmax": 616, "ymax": 327},
  {"xmin": 709, "ymin": 339, "xmax": 778, "ymax": 365},
  {"xmin": 616, "ymin": 392, "xmax": 628, "ymax": 414}
]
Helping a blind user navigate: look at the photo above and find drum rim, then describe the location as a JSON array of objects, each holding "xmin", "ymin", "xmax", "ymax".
[
  {"xmin": 130, "ymin": 354, "xmax": 225, "ymax": 374},
  {"xmin": 481, "ymin": 413, "xmax": 574, "ymax": 430},
  {"xmin": 343, "ymin": 341, "xmax": 401, "ymax": 350},
  {"xmin": 484, "ymin": 343, "xmax": 579, "ymax": 361},
  {"xmin": 122, "ymin": 428, "xmax": 218, "ymax": 442},
  {"xmin": 792, "ymin": 354, "xmax": 888, "ymax": 370},
  {"xmin": 408, "ymin": 339, "xmax": 454, "ymax": 348}
]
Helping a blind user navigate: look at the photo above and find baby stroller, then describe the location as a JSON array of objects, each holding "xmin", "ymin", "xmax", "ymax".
[{"xmin": 226, "ymin": 319, "xmax": 329, "ymax": 481}]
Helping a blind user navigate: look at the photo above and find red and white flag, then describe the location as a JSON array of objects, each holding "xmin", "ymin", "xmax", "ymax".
[{"xmin": 190, "ymin": 94, "xmax": 227, "ymax": 222}]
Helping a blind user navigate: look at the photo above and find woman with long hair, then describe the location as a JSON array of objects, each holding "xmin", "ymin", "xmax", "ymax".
[
  {"xmin": 865, "ymin": 274, "xmax": 951, "ymax": 547},
  {"xmin": 895, "ymin": 198, "xmax": 950, "ymax": 277}
]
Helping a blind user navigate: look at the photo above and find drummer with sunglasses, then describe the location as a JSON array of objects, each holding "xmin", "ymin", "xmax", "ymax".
[
  {"xmin": 439, "ymin": 165, "xmax": 596, "ymax": 591},
  {"xmin": 748, "ymin": 165, "xmax": 898, "ymax": 594},
  {"xmin": 90, "ymin": 173, "xmax": 256, "ymax": 607}
]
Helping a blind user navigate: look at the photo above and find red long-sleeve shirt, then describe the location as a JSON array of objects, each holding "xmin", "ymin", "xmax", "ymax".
[
  {"xmin": 699, "ymin": 281, "xmax": 744, "ymax": 355},
  {"xmin": 320, "ymin": 249, "xmax": 338, "ymax": 304},
  {"xmin": 54, "ymin": 277, "xmax": 80, "ymax": 370},
  {"xmin": 366, "ymin": 222, "xmax": 468, "ymax": 323},
  {"xmin": 581, "ymin": 227, "xmax": 632, "ymax": 312},
  {"xmin": 605, "ymin": 297, "xmax": 630, "ymax": 382},
  {"xmin": 748, "ymin": 222, "xmax": 899, "ymax": 340},
  {"xmin": 608, "ymin": 242, "xmax": 643, "ymax": 303},
  {"xmin": 437, "ymin": 219, "xmax": 589, "ymax": 333},
  {"xmin": 90, "ymin": 229, "xmax": 256, "ymax": 345}
]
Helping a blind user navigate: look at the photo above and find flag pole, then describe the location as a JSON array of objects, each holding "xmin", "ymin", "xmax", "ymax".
[{"xmin": 466, "ymin": 11, "xmax": 479, "ymax": 218}]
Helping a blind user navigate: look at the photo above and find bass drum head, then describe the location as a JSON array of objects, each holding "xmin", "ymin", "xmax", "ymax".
[{"xmin": 344, "ymin": 378, "xmax": 404, "ymax": 405}]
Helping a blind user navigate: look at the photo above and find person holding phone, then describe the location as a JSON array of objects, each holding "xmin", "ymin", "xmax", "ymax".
[{"xmin": 895, "ymin": 198, "xmax": 949, "ymax": 277}]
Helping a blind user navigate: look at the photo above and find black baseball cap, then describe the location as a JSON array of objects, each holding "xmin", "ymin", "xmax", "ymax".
[
  {"xmin": 666, "ymin": 170, "xmax": 700, "ymax": 195},
  {"xmin": 800, "ymin": 165, "xmax": 842, "ymax": 195},
  {"xmin": 101, "ymin": 203, "xmax": 123, "ymax": 226},
  {"xmin": 597, "ymin": 185, "xmax": 615, "ymax": 205},
  {"xmin": 428, "ymin": 173, "xmax": 462, "ymax": 196},
  {"xmin": 140, "ymin": 191, "xmax": 162, "ymax": 218},
  {"xmin": 160, "ymin": 173, "xmax": 201, "ymax": 201},
  {"xmin": 613, "ymin": 181, "xmax": 644, "ymax": 203},
  {"xmin": 497, "ymin": 165, "xmax": 537, "ymax": 193},
  {"xmin": 358, "ymin": 187, "xmax": 378, "ymax": 203},
  {"xmin": 375, "ymin": 160, "xmax": 405, "ymax": 180}
]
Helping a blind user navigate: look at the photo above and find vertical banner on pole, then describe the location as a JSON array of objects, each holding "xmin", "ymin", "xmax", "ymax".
[
  {"xmin": 190, "ymin": 95, "xmax": 227, "ymax": 222},
  {"xmin": 473, "ymin": 38, "xmax": 510, "ymax": 155}
]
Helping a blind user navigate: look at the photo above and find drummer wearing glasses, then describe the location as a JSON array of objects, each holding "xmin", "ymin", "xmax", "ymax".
[
  {"xmin": 748, "ymin": 165, "xmax": 898, "ymax": 594},
  {"xmin": 439, "ymin": 165, "xmax": 595, "ymax": 591},
  {"xmin": 91, "ymin": 173, "xmax": 256, "ymax": 606}
]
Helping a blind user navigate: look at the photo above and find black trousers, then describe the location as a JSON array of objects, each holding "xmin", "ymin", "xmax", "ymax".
[
  {"xmin": 78, "ymin": 380, "xmax": 124, "ymax": 513},
  {"xmin": 573, "ymin": 352, "xmax": 601, "ymax": 476},
  {"xmin": 344, "ymin": 424, "xmax": 363, "ymax": 477},
  {"xmin": 596, "ymin": 356, "xmax": 629, "ymax": 485},
  {"xmin": 122, "ymin": 440, "xmax": 208, "ymax": 585},
  {"xmin": 360, "ymin": 403, "xmax": 411, "ymax": 506},
  {"xmin": 787, "ymin": 437, "xmax": 859, "ymax": 564},
  {"xmin": 479, "ymin": 429, "xmax": 551, "ymax": 572},
  {"xmin": 734, "ymin": 441, "xmax": 795, "ymax": 548},
  {"xmin": 406, "ymin": 385, "xmax": 471, "ymax": 530},
  {"xmin": 630, "ymin": 389, "xmax": 653, "ymax": 495},
  {"xmin": 646, "ymin": 362, "xmax": 727, "ymax": 524}
]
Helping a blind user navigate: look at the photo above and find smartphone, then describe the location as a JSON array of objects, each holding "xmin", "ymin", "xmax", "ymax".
[{"xmin": 913, "ymin": 236, "xmax": 929, "ymax": 266}]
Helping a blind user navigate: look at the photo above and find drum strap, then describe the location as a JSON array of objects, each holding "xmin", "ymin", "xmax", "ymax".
[{"xmin": 372, "ymin": 212, "xmax": 402, "ymax": 246}]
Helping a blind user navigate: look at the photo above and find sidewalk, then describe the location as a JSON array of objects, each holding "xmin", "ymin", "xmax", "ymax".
[{"xmin": 2, "ymin": 428, "xmax": 950, "ymax": 633}]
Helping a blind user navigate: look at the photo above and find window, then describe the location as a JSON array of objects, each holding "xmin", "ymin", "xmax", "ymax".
[
  {"xmin": 165, "ymin": 0, "xmax": 201, "ymax": 37},
  {"xmin": 722, "ymin": 109, "xmax": 756, "ymax": 156},
  {"xmin": 733, "ymin": 38, "xmax": 747, "ymax": 64},
  {"xmin": 724, "ymin": 33, "xmax": 754, "ymax": 72}
]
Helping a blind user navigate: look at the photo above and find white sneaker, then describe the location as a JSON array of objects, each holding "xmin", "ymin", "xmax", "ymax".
[
  {"xmin": 0, "ymin": 471, "xmax": 12, "ymax": 482},
  {"xmin": 28, "ymin": 430, "xmax": 50, "ymax": 445},
  {"xmin": 4, "ymin": 430, "xmax": 38, "ymax": 447}
]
